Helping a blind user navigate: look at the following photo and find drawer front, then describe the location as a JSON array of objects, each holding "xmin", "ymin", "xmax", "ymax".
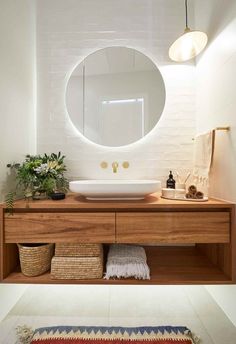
[
  {"xmin": 5, "ymin": 213, "xmax": 115, "ymax": 243},
  {"xmin": 116, "ymin": 212, "xmax": 230, "ymax": 243}
]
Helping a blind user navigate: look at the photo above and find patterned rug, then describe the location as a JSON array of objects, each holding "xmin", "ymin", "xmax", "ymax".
[{"xmin": 25, "ymin": 326, "xmax": 199, "ymax": 343}]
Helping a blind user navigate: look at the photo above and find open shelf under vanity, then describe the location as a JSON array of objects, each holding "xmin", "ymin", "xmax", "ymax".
[
  {"xmin": 1, "ymin": 194, "xmax": 235, "ymax": 285},
  {"xmin": 2, "ymin": 245, "xmax": 233, "ymax": 285}
]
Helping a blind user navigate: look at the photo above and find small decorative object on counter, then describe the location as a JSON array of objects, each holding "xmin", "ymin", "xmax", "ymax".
[
  {"xmin": 196, "ymin": 191, "xmax": 204, "ymax": 199},
  {"xmin": 186, "ymin": 185, "xmax": 204, "ymax": 199},
  {"xmin": 175, "ymin": 183, "xmax": 186, "ymax": 190},
  {"xmin": 50, "ymin": 192, "xmax": 66, "ymax": 200},
  {"xmin": 18, "ymin": 243, "xmax": 54, "ymax": 277},
  {"xmin": 162, "ymin": 188, "xmax": 175, "ymax": 198},
  {"xmin": 166, "ymin": 171, "xmax": 176, "ymax": 189},
  {"xmin": 175, "ymin": 171, "xmax": 190, "ymax": 189},
  {"xmin": 188, "ymin": 185, "xmax": 197, "ymax": 196},
  {"xmin": 175, "ymin": 188, "xmax": 186, "ymax": 199}
]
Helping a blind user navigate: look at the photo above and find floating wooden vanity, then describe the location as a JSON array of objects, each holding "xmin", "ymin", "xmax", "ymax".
[{"xmin": 0, "ymin": 194, "xmax": 235, "ymax": 284}]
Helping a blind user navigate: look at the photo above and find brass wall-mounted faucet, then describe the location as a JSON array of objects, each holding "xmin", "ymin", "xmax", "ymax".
[
  {"xmin": 100, "ymin": 161, "xmax": 129, "ymax": 173},
  {"xmin": 112, "ymin": 161, "xmax": 119, "ymax": 173}
]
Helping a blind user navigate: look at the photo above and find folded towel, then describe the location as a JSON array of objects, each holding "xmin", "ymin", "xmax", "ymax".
[
  {"xmin": 104, "ymin": 244, "xmax": 150, "ymax": 280},
  {"xmin": 193, "ymin": 130, "xmax": 215, "ymax": 185}
]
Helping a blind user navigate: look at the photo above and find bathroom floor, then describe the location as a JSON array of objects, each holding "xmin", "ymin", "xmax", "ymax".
[{"xmin": 0, "ymin": 285, "xmax": 236, "ymax": 344}]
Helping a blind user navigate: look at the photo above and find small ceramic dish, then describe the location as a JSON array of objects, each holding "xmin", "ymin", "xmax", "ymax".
[
  {"xmin": 161, "ymin": 188, "xmax": 175, "ymax": 198},
  {"xmin": 50, "ymin": 192, "xmax": 66, "ymax": 200}
]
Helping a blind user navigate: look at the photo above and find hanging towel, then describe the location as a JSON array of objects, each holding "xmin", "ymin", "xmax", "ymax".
[
  {"xmin": 104, "ymin": 244, "xmax": 150, "ymax": 280},
  {"xmin": 193, "ymin": 130, "xmax": 215, "ymax": 185}
]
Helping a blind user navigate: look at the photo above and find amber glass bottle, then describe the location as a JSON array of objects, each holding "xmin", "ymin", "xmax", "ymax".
[{"xmin": 166, "ymin": 171, "xmax": 176, "ymax": 189}]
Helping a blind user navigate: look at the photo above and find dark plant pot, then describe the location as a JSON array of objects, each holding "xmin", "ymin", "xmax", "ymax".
[{"xmin": 50, "ymin": 192, "xmax": 66, "ymax": 200}]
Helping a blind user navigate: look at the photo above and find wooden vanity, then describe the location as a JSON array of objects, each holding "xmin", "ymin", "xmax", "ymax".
[{"xmin": 0, "ymin": 194, "xmax": 235, "ymax": 284}]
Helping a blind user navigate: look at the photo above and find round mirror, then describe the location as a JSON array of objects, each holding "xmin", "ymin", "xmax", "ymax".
[{"xmin": 66, "ymin": 47, "xmax": 166, "ymax": 147}]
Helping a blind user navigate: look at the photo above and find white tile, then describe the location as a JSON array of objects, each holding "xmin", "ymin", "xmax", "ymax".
[
  {"xmin": 184, "ymin": 286, "xmax": 236, "ymax": 344},
  {"xmin": 109, "ymin": 285, "xmax": 196, "ymax": 318},
  {"xmin": 10, "ymin": 285, "xmax": 110, "ymax": 317},
  {"xmin": 36, "ymin": 0, "xmax": 196, "ymax": 182},
  {"xmin": 2, "ymin": 285, "xmax": 236, "ymax": 344}
]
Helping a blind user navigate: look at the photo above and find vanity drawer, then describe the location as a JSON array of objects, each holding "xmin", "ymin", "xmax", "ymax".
[
  {"xmin": 116, "ymin": 212, "xmax": 230, "ymax": 244},
  {"xmin": 4, "ymin": 212, "xmax": 115, "ymax": 243}
]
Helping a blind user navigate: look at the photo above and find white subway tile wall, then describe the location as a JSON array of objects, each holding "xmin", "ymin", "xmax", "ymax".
[{"xmin": 36, "ymin": 0, "xmax": 196, "ymax": 185}]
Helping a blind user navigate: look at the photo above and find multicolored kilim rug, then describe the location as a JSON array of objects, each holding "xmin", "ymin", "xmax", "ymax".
[{"xmin": 29, "ymin": 326, "xmax": 198, "ymax": 343}]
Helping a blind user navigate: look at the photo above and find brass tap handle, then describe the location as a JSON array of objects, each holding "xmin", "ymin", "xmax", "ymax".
[
  {"xmin": 100, "ymin": 161, "xmax": 108, "ymax": 169},
  {"xmin": 122, "ymin": 161, "xmax": 129, "ymax": 169},
  {"xmin": 112, "ymin": 161, "xmax": 119, "ymax": 173}
]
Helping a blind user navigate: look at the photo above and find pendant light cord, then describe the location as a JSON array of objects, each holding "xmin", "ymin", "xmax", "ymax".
[{"xmin": 185, "ymin": 0, "xmax": 189, "ymax": 29}]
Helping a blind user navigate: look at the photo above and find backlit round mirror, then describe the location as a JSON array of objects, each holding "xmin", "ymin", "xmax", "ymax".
[{"xmin": 66, "ymin": 47, "xmax": 166, "ymax": 147}]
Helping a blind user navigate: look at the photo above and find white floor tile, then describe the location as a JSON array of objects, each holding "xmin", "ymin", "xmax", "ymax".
[
  {"xmin": 184, "ymin": 286, "xmax": 236, "ymax": 344},
  {"xmin": 10, "ymin": 285, "xmax": 110, "ymax": 317},
  {"xmin": 0, "ymin": 285, "xmax": 235, "ymax": 344},
  {"xmin": 109, "ymin": 285, "xmax": 196, "ymax": 317}
]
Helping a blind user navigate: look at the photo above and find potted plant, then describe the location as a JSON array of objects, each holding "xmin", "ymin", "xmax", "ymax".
[{"xmin": 6, "ymin": 152, "xmax": 69, "ymax": 211}]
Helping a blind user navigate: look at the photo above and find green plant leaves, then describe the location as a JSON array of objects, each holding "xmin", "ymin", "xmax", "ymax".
[
  {"xmin": 6, "ymin": 152, "xmax": 69, "ymax": 211},
  {"xmin": 5, "ymin": 191, "xmax": 15, "ymax": 215}
]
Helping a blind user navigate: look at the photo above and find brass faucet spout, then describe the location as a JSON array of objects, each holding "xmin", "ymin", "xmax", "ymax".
[{"xmin": 112, "ymin": 162, "xmax": 119, "ymax": 173}]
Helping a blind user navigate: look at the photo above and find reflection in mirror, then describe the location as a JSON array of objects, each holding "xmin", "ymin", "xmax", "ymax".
[{"xmin": 66, "ymin": 47, "xmax": 166, "ymax": 147}]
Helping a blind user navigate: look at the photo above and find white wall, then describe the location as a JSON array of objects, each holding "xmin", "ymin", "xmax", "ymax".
[
  {"xmin": 0, "ymin": 285, "xmax": 28, "ymax": 322},
  {"xmin": 0, "ymin": 0, "xmax": 36, "ymax": 201},
  {"xmin": 0, "ymin": 0, "xmax": 36, "ymax": 320},
  {"xmin": 195, "ymin": 0, "xmax": 236, "ymax": 326},
  {"xmin": 36, "ymin": 0, "xmax": 196, "ymax": 184}
]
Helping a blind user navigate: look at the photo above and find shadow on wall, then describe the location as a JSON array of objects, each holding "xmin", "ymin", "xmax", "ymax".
[
  {"xmin": 200, "ymin": 0, "xmax": 236, "ymax": 41},
  {"xmin": 0, "ymin": 167, "xmax": 17, "ymax": 202}
]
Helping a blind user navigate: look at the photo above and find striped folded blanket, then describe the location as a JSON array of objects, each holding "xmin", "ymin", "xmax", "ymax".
[{"xmin": 104, "ymin": 244, "xmax": 150, "ymax": 280}]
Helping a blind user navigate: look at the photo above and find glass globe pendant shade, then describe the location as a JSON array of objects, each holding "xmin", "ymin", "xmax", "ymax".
[{"xmin": 169, "ymin": 28, "xmax": 208, "ymax": 62}]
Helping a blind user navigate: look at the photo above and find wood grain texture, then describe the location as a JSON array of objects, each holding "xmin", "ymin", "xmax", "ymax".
[
  {"xmin": 231, "ymin": 205, "xmax": 236, "ymax": 282},
  {"xmin": 116, "ymin": 212, "xmax": 230, "ymax": 243},
  {"xmin": 5, "ymin": 213, "xmax": 115, "ymax": 243},
  {"xmin": 2, "ymin": 246, "xmax": 232, "ymax": 285},
  {"xmin": 196, "ymin": 244, "xmax": 219, "ymax": 266},
  {"xmin": 196, "ymin": 206, "xmax": 236, "ymax": 282},
  {"xmin": 3, "ymin": 244, "xmax": 19, "ymax": 279},
  {"xmin": 1, "ymin": 198, "xmax": 235, "ymax": 285},
  {"xmin": 1, "ymin": 207, "xmax": 19, "ymax": 280},
  {"xmin": 2, "ymin": 193, "xmax": 234, "ymax": 211}
]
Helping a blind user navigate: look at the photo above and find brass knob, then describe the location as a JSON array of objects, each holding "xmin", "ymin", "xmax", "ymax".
[
  {"xmin": 100, "ymin": 161, "xmax": 108, "ymax": 169},
  {"xmin": 122, "ymin": 161, "xmax": 129, "ymax": 169}
]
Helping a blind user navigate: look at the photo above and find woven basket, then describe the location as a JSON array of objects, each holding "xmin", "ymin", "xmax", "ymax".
[
  {"xmin": 18, "ymin": 243, "xmax": 54, "ymax": 277},
  {"xmin": 51, "ymin": 254, "xmax": 103, "ymax": 280},
  {"xmin": 55, "ymin": 243, "xmax": 102, "ymax": 257}
]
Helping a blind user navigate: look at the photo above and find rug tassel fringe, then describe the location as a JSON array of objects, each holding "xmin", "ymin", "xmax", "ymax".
[
  {"xmin": 15, "ymin": 325, "xmax": 34, "ymax": 344},
  {"xmin": 184, "ymin": 329, "xmax": 201, "ymax": 344}
]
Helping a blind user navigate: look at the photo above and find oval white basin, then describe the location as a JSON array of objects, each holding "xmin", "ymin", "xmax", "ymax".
[{"xmin": 69, "ymin": 180, "xmax": 161, "ymax": 200}]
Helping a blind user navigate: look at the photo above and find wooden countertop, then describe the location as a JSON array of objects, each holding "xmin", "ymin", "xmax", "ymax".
[{"xmin": 1, "ymin": 193, "xmax": 234, "ymax": 211}]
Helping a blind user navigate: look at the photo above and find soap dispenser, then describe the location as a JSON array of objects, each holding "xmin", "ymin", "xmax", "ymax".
[{"xmin": 166, "ymin": 171, "xmax": 176, "ymax": 189}]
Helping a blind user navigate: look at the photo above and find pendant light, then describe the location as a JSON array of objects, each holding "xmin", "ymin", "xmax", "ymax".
[{"xmin": 169, "ymin": 0, "xmax": 208, "ymax": 62}]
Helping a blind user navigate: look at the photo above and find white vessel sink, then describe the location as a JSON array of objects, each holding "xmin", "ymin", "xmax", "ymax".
[{"xmin": 69, "ymin": 180, "xmax": 161, "ymax": 200}]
